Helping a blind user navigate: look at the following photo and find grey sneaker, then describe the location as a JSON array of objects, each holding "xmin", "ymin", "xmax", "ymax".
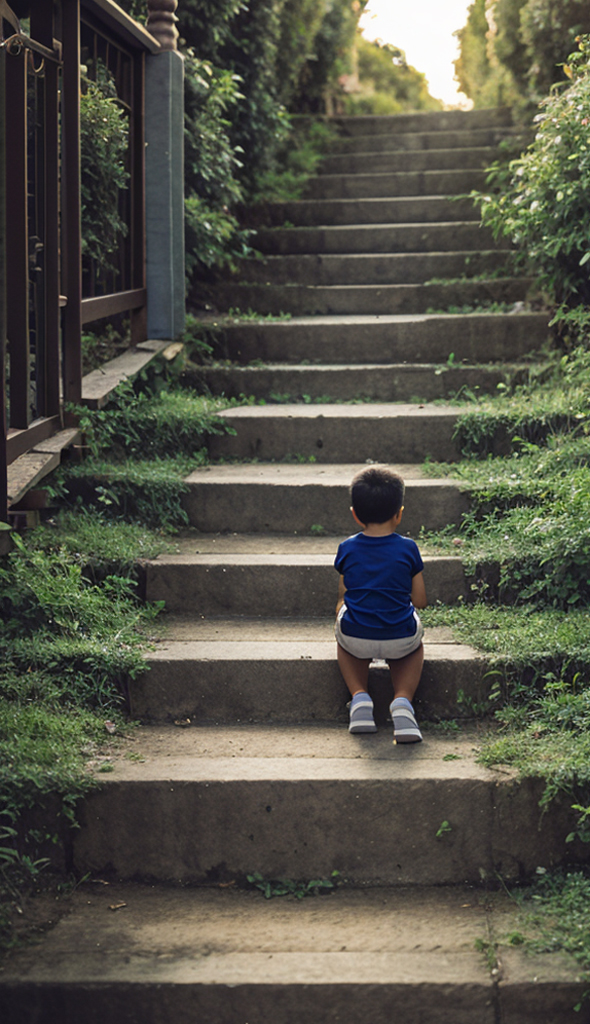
[
  {"xmin": 390, "ymin": 701, "xmax": 422, "ymax": 744},
  {"xmin": 349, "ymin": 697, "xmax": 377, "ymax": 734}
]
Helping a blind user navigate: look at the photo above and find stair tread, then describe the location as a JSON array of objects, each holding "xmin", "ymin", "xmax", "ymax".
[
  {"xmin": 150, "ymin": 552, "xmax": 461, "ymax": 566},
  {"xmin": 90, "ymin": 724, "xmax": 496, "ymax": 780},
  {"xmin": 3, "ymin": 884, "xmax": 579, "ymax": 994},
  {"xmin": 215, "ymin": 401, "xmax": 462, "ymax": 418},
  {"xmin": 156, "ymin": 614, "xmax": 457, "ymax": 643},
  {"xmin": 185, "ymin": 462, "xmax": 450, "ymax": 482},
  {"xmin": 147, "ymin": 638, "xmax": 479, "ymax": 660},
  {"xmin": 202, "ymin": 360, "xmax": 529, "ymax": 371},
  {"xmin": 217, "ymin": 310, "xmax": 544, "ymax": 325}
]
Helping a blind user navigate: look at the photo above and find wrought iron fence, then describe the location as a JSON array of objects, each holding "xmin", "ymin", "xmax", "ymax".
[{"xmin": 1, "ymin": 0, "xmax": 158, "ymax": 519}]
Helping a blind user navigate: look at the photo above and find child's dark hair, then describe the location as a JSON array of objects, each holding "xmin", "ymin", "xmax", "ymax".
[{"xmin": 351, "ymin": 467, "xmax": 405, "ymax": 525}]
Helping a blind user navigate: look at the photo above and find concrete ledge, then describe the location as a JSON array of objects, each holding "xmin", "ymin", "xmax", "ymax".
[
  {"xmin": 207, "ymin": 402, "xmax": 463, "ymax": 463},
  {"xmin": 70, "ymin": 726, "xmax": 586, "ymax": 884},
  {"xmin": 7, "ymin": 428, "xmax": 81, "ymax": 506},
  {"xmin": 144, "ymin": 553, "xmax": 468, "ymax": 614},
  {"xmin": 213, "ymin": 312, "xmax": 549, "ymax": 365},
  {"xmin": 1, "ymin": 885, "xmax": 583, "ymax": 1024},
  {"xmin": 303, "ymin": 168, "xmax": 486, "ymax": 200},
  {"xmin": 133, "ymin": 640, "xmax": 487, "ymax": 724},
  {"xmin": 237, "ymin": 251, "xmax": 506, "ymax": 286},
  {"xmin": 254, "ymin": 221, "xmax": 502, "ymax": 255},
  {"xmin": 182, "ymin": 466, "xmax": 469, "ymax": 534},
  {"xmin": 81, "ymin": 341, "xmax": 171, "ymax": 409},
  {"xmin": 210, "ymin": 279, "xmax": 531, "ymax": 317},
  {"xmin": 320, "ymin": 146, "xmax": 496, "ymax": 174}
]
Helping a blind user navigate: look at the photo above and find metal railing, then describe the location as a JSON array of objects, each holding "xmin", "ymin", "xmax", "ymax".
[{"xmin": 1, "ymin": 0, "xmax": 159, "ymax": 518}]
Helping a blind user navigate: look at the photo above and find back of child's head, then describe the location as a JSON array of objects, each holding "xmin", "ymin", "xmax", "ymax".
[{"xmin": 351, "ymin": 466, "xmax": 405, "ymax": 525}]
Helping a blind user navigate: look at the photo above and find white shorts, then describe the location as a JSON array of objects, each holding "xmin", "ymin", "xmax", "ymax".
[{"xmin": 335, "ymin": 606, "xmax": 424, "ymax": 661}]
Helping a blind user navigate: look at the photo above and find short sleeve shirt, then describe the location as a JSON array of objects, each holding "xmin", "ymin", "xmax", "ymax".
[{"xmin": 334, "ymin": 531, "xmax": 424, "ymax": 639}]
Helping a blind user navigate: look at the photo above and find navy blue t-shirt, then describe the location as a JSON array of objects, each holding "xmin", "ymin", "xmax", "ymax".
[{"xmin": 334, "ymin": 531, "xmax": 424, "ymax": 639}]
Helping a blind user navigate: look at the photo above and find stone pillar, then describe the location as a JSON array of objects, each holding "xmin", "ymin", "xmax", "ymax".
[{"xmin": 145, "ymin": 0, "xmax": 185, "ymax": 339}]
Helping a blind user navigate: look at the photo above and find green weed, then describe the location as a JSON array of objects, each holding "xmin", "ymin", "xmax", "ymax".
[{"xmin": 247, "ymin": 870, "xmax": 340, "ymax": 899}]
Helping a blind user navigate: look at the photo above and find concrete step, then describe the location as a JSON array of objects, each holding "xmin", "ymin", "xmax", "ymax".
[
  {"xmin": 304, "ymin": 169, "xmax": 486, "ymax": 200},
  {"xmin": 134, "ymin": 629, "xmax": 486, "ymax": 724},
  {"xmin": 332, "ymin": 107, "xmax": 513, "ymax": 136},
  {"xmin": 2, "ymin": 884, "xmax": 583, "ymax": 1024},
  {"xmin": 143, "ymin": 551, "xmax": 467, "ymax": 614},
  {"xmin": 68, "ymin": 725, "xmax": 584, "ymax": 885},
  {"xmin": 329, "ymin": 126, "xmax": 521, "ymax": 154},
  {"xmin": 208, "ymin": 402, "xmax": 463, "ymax": 463},
  {"xmin": 181, "ymin": 464, "xmax": 468, "ymax": 534},
  {"xmin": 195, "ymin": 361, "xmax": 528, "ymax": 403},
  {"xmin": 238, "ymin": 251, "xmax": 508, "ymax": 286},
  {"xmin": 213, "ymin": 312, "xmax": 549, "ymax": 365},
  {"xmin": 249, "ymin": 195, "xmax": 480, "ymax": 228},
  {"xmin": 320, "ymin": 146, "xmax": 496, "ymax": 175},
  {"xmin": 212, "ymin": 278, "xmax": 531, "ymax": 317},
  {"xmin": 253, "ymin": 221, "xmax": 501, "ymax": 255}
]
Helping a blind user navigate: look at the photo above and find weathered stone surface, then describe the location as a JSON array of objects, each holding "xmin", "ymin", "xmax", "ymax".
[
  {"xmin": 133, "ymin": 639, "xmax": 486, "ymax": 724},
  {"xmin": 320, "ymin": 145, "xmax": 496, "ymax": 174},
  {"xmin": 69, "ymin": 726, "xmax": 585, "ymax": 885},
  {"xmin": 144, "ymin": 552, "xmax": 467, "ymax": 614},
  {"xmin": 213, "ymin": 312, "xmax": 548, "ymax": 364},
  {"xmin": 211, "ymin": 277, "xmax": 531, "ymax": 316},
  {"xmin": 182, "ymin": 463, "xmax": 468, "ymax": 533},
  {"xmin": 195, "ymin": 361, "xmax": 528, "ymax": 403},
  {"xmin": 237, "ymin": 251, "xmax": 507, "ymax": 286},
  {"xmin": 208, "ymin": 402, "xmax": 462, "ymax": 463},
  {"xmin": 254, "ymin": 221, "xmax": 502, "ymax": 255},
  {"xmin": 4, "ymin": 886, "xmax": 581, "ymax": 1024}
]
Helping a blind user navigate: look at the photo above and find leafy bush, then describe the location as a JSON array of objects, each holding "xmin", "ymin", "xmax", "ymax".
[
  {"xmin": 0, "ymin": 535, "xmax": 160, "ymax": 820},
  {"xmin": 345, "ymin": 36, "xmax": 443, "ymax": 115},
  {"xmin": 183, "ymin": 54, "xmax": 253, "ymax": 284},
  {"xmin": 80, "ymin": 65, "xmax": 129, "ymax": 278},
  {"xmin": 473, "ymin": 35, "xmax": 590, "ymax": 307},
  {"xmin": 455, "ymin": 0, "xmax": 590, "ymax": 106},
  {"xmin": 73, "ymin": 382, "xmax": 230, "ymax": 461}
]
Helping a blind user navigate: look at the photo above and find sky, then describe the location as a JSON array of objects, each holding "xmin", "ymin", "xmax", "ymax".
[{"xmin": 359, "ymin": 0, "xmax": 473, "ymax": 108}]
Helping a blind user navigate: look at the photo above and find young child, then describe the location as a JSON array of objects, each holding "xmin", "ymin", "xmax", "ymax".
[{"xmin": 334, "ymin": 466, "xmax": 427, "ymax": 742}]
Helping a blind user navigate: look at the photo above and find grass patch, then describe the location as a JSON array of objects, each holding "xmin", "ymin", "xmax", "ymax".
[
  {"xmin": 57, "ymin": 457, "xmax": 203, "ymax": 532},
  {"xmin": 73, "ymin": 382, "xmax": 235, "ymax": 461},
  {"xmin": 0, "ymin": 532, "xmax": 161, "ymax": 855},
  {"xmin": 500, "ymin": 868, "xmax": 590, "ymax": 1007},
  {"xmin": 29, "ymin": 509, "xmax": 176, "ymax": 579}
]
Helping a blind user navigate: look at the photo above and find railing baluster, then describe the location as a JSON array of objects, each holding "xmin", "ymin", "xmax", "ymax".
[
  {"xmin": 61, "ymin": 0, "xmax": 82, "ymax": 407},
  {"xmin": 5, "ymin": 47, "xmax": 30, "ymax": 429}
]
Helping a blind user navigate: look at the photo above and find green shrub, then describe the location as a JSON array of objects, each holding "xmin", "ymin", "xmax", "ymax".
[
  {"xmin": 473, "ymin": 35, "xmax": 590, "ymax": 307},
  {"xmin": 455, "ymin": 0, "xmax": 590, "ymax": 106},
  {"xmin": 80, "ymin": 65, "xmax": 129, "ymax": 278},
  {"xmin": 345, "ymin": 36, "xmax": 443, "ymax": 115}
]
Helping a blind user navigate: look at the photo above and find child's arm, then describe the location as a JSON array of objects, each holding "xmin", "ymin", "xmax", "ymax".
[
  {"xmin": 411, "ymin": 571, "xmax": 427, "ymax": 609},
  {"xmin": 336, "ymin": 575, "xmax": 346, "ymax": 616}
]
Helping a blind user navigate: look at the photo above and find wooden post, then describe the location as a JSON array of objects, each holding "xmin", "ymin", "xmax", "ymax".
[
  {"xmin": 61, "ymin": 0, "xmax": 82, "ymax": 407},
  {"xmin": 0, "ymin": 44, "xmax": 7, "ymax": 519},
  {"xmin": 146, "ymin": 0, "xmax": 178, "ymax": 51}
]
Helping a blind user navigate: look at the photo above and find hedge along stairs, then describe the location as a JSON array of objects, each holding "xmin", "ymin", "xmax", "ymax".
[{"xmin": 2, "ymin": 109, "xmax": 588, "ymax": 1023}]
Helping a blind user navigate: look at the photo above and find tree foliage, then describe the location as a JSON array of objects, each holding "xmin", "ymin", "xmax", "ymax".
[
  {"xmin": 474, "ymin": 35, "xmax": 590, "ymax": 311},
  {"xmin": 79, "ymin": 64, "xmax": 128, "ymax": 277},
  {"xmin": 456, "ymin": 0, "xmax": 590, "ymax": 107},
  {"xmin": 345, "ymin": 36, "xmax": 443, "ymax": 115}
]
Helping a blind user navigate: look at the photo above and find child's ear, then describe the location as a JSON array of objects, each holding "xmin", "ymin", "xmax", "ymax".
[
  {"xmin": 395, "ymin": 506, "xmax": 404, "ymax": 525},
  {"xmin": 351, "ymin": 507, "xmax": 365, "ymax": 527}
]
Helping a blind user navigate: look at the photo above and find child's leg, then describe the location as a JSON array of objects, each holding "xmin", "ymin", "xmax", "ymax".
[
  {"xmin": 388, "ymin": 643, "xmax": 424, "ymax": 744},
  {"xmin": 388, "ymin": 642, "xmax": 424, "ymax": 703},
  {"xmin": 337, "ymin": 644, "xmax": 376, "ymax": 734},
  {"xmin": 337, "ymin": 643, "xmax": 371, "ymax": 697}
]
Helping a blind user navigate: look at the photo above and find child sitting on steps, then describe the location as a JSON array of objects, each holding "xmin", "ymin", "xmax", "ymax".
[{"xmin": 334, "ymin": 466, "xmax": 427, "ymax": 742}]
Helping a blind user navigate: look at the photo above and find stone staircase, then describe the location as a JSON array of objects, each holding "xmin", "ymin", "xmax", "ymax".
[{"xmin": 2, "ymin": 108, "xmax": 587, "ymax": 1023}]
